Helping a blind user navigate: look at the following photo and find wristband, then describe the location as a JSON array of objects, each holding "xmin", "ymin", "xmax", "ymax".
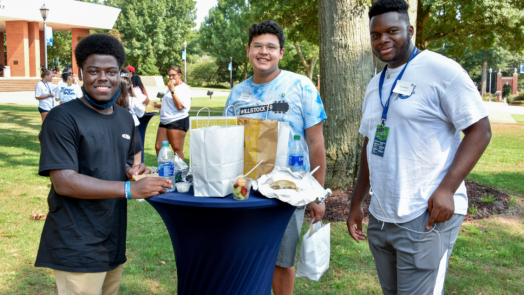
[{"xmin": 125, "ymin": 181, "xmax": 132, "ymax": 200}]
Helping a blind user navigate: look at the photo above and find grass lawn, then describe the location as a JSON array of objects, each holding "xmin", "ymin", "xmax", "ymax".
[
  {"xmin": 1, "ymin": 102, "xmax": 523, "ymax": 294},
  {"xmin": 512, "ymin": 114, "xmax": 524, "ymax": 124}
]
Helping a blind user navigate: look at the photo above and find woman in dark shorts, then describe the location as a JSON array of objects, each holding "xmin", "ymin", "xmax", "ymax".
[
  {"xmin": 35, "ymin": 70, "xmax": 56, "ymax": 122},
  {"xmin": 152, "ymin": 66, "xmax": 191, "ymax": 160}
]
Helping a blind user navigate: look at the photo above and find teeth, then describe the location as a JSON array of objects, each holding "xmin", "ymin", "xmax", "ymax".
[
  {"xmin": 96, "ymin": 87, "xmax": 109, "ymax": 89},
  {"xmin": 258, "ymin": 59, "xmax": 269, "ymax": 62}
]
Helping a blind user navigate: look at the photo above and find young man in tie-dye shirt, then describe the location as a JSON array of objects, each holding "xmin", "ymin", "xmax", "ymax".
[{"xmin": 223, "ymin": 20, "xmax": 327, "ymax": 295}]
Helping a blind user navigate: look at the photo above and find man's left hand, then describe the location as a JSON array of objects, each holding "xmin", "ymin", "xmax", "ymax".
[
  {"xmin": 309, "ymin": 202, "xmax": 325, "ymax": 223},
  {"xmin": 426, "ymin": 187, "xmax": 455, "ymax": 229},
  {"xmin": 126, "ymin": 164, "xmax": 151, "ymax": 180}
]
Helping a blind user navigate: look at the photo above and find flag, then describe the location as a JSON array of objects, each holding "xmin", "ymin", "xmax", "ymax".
[
  {"xmin": 228, "ymin": 61, "xmax": 232, "ymax": 71},
  {"xmin": 182, "ymin": 50, "xmax": 186, "ymax": 61},
  {"xmin": 520, "ymin": 63, "xmax": 524, "ymax": 74},
  {"xmin": 45, "ymin": 26, "xmax": 53, "ymax": 46}
]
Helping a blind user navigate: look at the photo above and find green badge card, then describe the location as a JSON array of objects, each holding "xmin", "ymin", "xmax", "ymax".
[{"xmin": 371, "ymin": 125, "xmax": 389, "ymax": 157}]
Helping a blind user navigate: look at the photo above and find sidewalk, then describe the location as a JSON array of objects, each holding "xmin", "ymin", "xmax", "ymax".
[{"xmin": 0, "ymin": 86, "xmax": 230, "ymax": 106}]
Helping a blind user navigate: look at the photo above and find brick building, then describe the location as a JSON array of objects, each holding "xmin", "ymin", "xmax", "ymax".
[{"xmin": 0, "ymin": 0, "xmax": 120, "ymax": 78}]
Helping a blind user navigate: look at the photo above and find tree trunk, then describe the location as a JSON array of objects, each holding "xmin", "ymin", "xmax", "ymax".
[
  {"xmin": 243, "ymin": 62, "xmax": 248, "ymax": 81},
  {"xmin": 415, "ymin": 0, "xmax": 431, "ymax": 49},
  {"xmin": 319, "ymin": 0, "xmax": 375, "ymax": 190},
  {"xmin": 294, "ymin": 42, "xmax": 317, "ymax": 80},
  {"xmin": 309, "ymin": 57, "xmax": 318, "ymax": 80},
  {"xmin": 481, "ymin": 53, "xmax": 487, "ymax": 97}
]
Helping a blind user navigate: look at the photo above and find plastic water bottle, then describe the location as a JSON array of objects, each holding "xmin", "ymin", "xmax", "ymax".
[
  {"xmin": 287, "ymin": 135, "xmax": 305, "ymax": 172},
  {"xmin": 157, "ymin": 141, "xmax": 176, "ymax": 192}
]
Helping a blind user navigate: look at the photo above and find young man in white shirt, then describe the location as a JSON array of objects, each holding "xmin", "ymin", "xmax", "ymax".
[
  {"xmin": 223, "ymin": 20, "xmax": 327, "ymax": 295},
  {"xmin": 346, "ymin": 0, "xmax": 491, "ymax": 294}
]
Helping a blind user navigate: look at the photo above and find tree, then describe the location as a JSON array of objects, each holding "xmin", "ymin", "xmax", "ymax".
[
  {"xmin": 115, "ymin": 0, "xmax": 196, "ymax": 76},
  {"xmin": 199, "ymin": 0, "xmax": 252, "ymax": 81},
  {"xmin": 416, "ymin": 0, "xmax": 524, "ymax": 96},
  {"xmin": 188, "ymin": 55, "xmax": 219, "ymax": 85},
  {"xmin": 319, "ymin": 0, "xmax": 376, "ymax": 189},
  {"xmin": 47, "ymin": 31, "xmax": 72, "ymax": 69}
]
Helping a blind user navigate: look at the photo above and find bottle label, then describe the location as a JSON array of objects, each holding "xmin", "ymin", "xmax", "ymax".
[
  {"xmin": 159, "ymin": 162, "xmax": 174, "ymax": 177},
  {"xmin": 288, "ymin": 155, "xmax": 304, "ymax": 166}
]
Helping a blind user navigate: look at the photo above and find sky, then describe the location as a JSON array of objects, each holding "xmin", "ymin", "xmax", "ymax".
[{"xmin": 195, "ymin": 0, "xmax": 218, "ymax": 29}]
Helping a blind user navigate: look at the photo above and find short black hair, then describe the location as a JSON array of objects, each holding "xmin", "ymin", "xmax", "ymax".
[
  {"xmin": 368, "ymin": 0, "xmax": 410, "ymax": 26},
  {"xmin": 248, "ymin": 20, "xmax": 285, "ymax": 49},
  {"xmin": 74, "ymin": 34, "xmax": 126, "ymax": 70}
]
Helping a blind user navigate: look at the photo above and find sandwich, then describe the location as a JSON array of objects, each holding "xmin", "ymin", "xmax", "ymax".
[{"xmin": 270, "ymin": 180, "xmax": 298, "ymax": 192}]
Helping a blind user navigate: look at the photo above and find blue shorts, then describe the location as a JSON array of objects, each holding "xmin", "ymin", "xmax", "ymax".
[{"xmin": 38, "ymin": 107, "xmax": 49, "ymax": 113}]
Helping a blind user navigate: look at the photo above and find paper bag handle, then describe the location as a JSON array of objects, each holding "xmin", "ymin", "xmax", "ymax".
[
  {"xmin": 225, "ymin": 105, "xmax": 237, "ymax": 127},
  {"xmin": 196, "ymin": 107, "xmax": 211, "ymax": 127},
  {"xmin": 309, "ymin": 219, "xmax": 324, "ymax": 237}
]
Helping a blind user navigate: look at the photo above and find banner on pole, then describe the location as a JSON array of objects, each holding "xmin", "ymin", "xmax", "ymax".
[
  {"xmin": 520, "ymin": 63, "xmax": 524, "ymax": 74},
  {"xmin": 182, "ymin": 50, "xmax": 186, "ymax": 61},
  {"xmin": 228, "ymin": 61, "xmax": 232, "ymax": 71},
  {"xmin": 45, "ymin": 26, "xmax": 53, "ymax": 46}
]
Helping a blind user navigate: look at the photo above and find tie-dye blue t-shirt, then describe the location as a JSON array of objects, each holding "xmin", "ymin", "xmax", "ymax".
[{"xmin": 223, "ymin": 70, "xmax": 327, "ymax": 171}]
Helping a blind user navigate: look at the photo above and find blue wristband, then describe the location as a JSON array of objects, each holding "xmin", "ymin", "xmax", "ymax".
[{"xmin": 125, "ymin": 181, "xmax": 131, "ymax": 200}]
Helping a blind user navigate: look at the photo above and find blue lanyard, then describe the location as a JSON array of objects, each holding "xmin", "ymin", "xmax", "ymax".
[
  {"xmin": 378, "ymin": 47, "xmax": 419, "ymax": 125},
  {"xmin": 43, "ymin": 81, "xmax": 52, "ymax": 94}
]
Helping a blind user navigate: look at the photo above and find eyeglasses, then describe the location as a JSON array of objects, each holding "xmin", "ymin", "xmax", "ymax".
[
  {"xmin": 167, "ymin": 74, "xmax": 179, "ymax": 78},
  {"xmin": 250, "ymin": 43, "xmax": 280, "ymax": 53}
]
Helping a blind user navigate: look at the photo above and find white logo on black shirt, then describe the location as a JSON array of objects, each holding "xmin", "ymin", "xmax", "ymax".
[{"xmin": 122, "ymin": 134, "xmax": 130, "ymax": 140}]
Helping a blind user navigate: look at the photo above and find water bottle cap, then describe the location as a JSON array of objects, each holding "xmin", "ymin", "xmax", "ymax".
[
  {"xmin": 162, "ymin": 141, "xmax": 169, "ymax": 146},
  {"xmin": 294, "ymin": 135, "xmax": 300, "ymax": 140}
]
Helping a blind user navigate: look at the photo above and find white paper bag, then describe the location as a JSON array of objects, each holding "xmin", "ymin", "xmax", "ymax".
[
  {"xmin": 296, "ymin": 220, "xmax": 330, "ymax": 281},
  {"xmin": 190, "ymin": 107, "xmax": 244, "ymax": 197}
]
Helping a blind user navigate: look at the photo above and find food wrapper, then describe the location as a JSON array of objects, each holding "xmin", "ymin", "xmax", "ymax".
[{"xmin": 254, "ymin": 167, "xmax": 331, "ymax": 207}]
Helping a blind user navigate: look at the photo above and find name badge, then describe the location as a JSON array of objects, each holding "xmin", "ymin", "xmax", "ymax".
[
  {"xmin": 239, "ymin": 92, "xmax": 252, "ymax": 101},
  {"xmin": 371, "ymin": 125, "xmax": 389, "ymax": 157},
  {"xmin": 393, "ymin": 80, "xmax": 415, "ymax": 96}
]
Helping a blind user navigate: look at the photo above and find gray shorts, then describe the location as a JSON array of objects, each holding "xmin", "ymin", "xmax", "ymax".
[
  {"xmin": 368, "ymin": 210, "xmax": 464, "ymax": 295},
  {"xmin": 275, "ymin": 206, "xmax": 306, "ymax": 268}
]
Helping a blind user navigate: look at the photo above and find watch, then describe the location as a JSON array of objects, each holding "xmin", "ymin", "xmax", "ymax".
[{"xmin": 171, "ymin": 90, "xmax": 175, "ymax": 95}]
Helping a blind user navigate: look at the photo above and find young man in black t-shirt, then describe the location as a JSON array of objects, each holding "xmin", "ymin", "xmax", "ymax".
[{"xmin": 36, "ymin": 34, "xmax": 172, "ymax": 295}]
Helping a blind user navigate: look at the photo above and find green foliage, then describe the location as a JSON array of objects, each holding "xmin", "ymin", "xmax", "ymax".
[
  {"xmin": 199, "ymin": 0, "xmax": 252, "ymax": 80},
  {"xmin": 422, "ymin": 0, "xmax": 524, "ymax": 56},
  {"xmin": 480, "ymin": 195, "xmax": 495, "ymax": 204},
  {"xmin": 46, "ymin": 31, "xmax": 72, "ymax": 69},
  {"xmin": 188, "ymin": 55, "xmax": 219, "ymax": 85},
  {"xmin": 468, "ymin": 205, "xmax": 478, "ymax": 215},
  {"xmin": 508, "ymin": 197, "xmax": 519, "ymax": 208},
  {"xmin": 115, "ymin": 0, "xmax": 196, "ymax": 76}
]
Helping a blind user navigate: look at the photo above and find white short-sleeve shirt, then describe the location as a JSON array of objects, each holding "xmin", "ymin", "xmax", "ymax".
[
  {"xmin": 35, "ymin": 81, "xmax": 57, "ymax": 111},
  {"xmin": 359, "ymin": 50, "xmax": 489, "ymax": 223},
  {"xmin": 159, "ymin": 83, "xmax": 191, "ymax": 124}
]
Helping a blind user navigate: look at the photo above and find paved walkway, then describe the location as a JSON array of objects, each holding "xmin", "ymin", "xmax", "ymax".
[
  {"xmin": 0, "ymin": 86, "xmax": 230, "ymax": 106},
  {"xmin": 0, "ymin": 91, "xmax": 521, "ymax": 124}
]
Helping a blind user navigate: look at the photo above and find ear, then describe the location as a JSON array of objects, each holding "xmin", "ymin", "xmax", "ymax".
[
  {"xmin": 246, "ymin": 45, "xmax": 250, "ymax": 58},
  {"xmin": 280, "ymin": 48, "xmax": 285, "ymax": 60},
  {"xmin": 408, "ymin": 25, "xmax": 414, "ymax": 39}
]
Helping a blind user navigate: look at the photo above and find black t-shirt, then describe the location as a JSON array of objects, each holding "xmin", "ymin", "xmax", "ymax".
[{"xmin": 35, "ymin": 99, "xmax": 135, "ymax": 272}]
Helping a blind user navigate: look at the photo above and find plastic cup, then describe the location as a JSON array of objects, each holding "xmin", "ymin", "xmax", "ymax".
[{"xmin": 231, "ymin": 177, "xmax": 252, "ymax": 201}]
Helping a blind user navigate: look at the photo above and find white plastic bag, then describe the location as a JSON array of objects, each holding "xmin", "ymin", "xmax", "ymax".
[{"xmin": 296, "ymin": 220, "xmax": 330, "ymax": 281}]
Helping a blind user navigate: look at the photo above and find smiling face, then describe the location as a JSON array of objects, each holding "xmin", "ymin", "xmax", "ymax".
[
  {"xmin": 370, "ymin": 11, "xmax": 414, "ymax": 68},
  {"xmin": 247, "ymin": 34, "xmax": 284, "ymax": 77},
  {"xmin": 82, "ymin": 54, "xmax": 120, "ymax": 102}
]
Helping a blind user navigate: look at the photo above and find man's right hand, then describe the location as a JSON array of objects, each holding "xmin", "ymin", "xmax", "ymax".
[
  {"xmin": 347, "ymin": 204, "xmax": 367, "ymax": 243},
  {"xmin": 130, "ymin": 177, "xmax": 172, "ymax": 199}
]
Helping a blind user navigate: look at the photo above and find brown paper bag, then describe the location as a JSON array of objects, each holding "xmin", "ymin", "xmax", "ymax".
[{"xmin": 237, "ymin": 117, "xmax": 279, "ymax": 179}]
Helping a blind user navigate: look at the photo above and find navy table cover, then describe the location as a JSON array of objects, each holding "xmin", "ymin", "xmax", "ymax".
[
  {"xmin": 146, "ymin": 188, "xmax": 296, "ymax": 295},
  {"xmin": 137, "ymin": 112, "xmax": 156, "ymax": 163}
]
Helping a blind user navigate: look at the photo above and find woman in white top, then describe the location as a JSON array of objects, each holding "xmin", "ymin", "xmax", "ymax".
[
  {"xmin": 55, "ymin": 72, "xmax": 82, "ymax": 105},
  {"xmin": 35, "ymin": 70, "xmax": 57, "ymax": 122},
  {"xmin": 152, "ymin": 66, "xmax": 191, "ymax": 160},
  {"xmin": 116, "ymin": 68, "xmax": 150, "ymax": 165}
]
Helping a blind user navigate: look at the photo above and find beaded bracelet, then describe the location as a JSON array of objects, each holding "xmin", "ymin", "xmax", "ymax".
[{"xmin": 125, "ymin": 181, "xmax": 131, "ymax": 200}]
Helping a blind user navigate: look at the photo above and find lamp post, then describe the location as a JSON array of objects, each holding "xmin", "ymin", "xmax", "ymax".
[
  {"xmin": 40, "ymin": 3, "xmax": 49, "ymax": 70},
  {"xmin": 230, "ymin": 56, "xmax": 232, "ymax": 89},
  {"xmin": 489, "ymin": 68, "xmax": 492, "ymax": 102},
  {"xmin": 183, "ymin": 41, "xmax": 187, "ymax": 81}
]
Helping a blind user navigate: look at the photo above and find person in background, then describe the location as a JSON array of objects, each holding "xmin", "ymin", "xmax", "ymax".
[
  {"xmin": 152, "ymin": 66, "xmax": 191, "ymax": 160},
  {"xmin": 35, "ymin": 70, "xmax": 56, "ymax": 121},
  {"xmin": 126, "ymin": 65, "xmax": 149, "ymax": 100},
  {"xmin": 55, "ymin": 72, "xmax": 82, "ymax": 105},
  {"xmin": 56, "ymin": 67, "xmax": 79, "ymax": 99},
  {"xmin": 117, "ymin": 68, "xmax": 149, "ymax": 165}
]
